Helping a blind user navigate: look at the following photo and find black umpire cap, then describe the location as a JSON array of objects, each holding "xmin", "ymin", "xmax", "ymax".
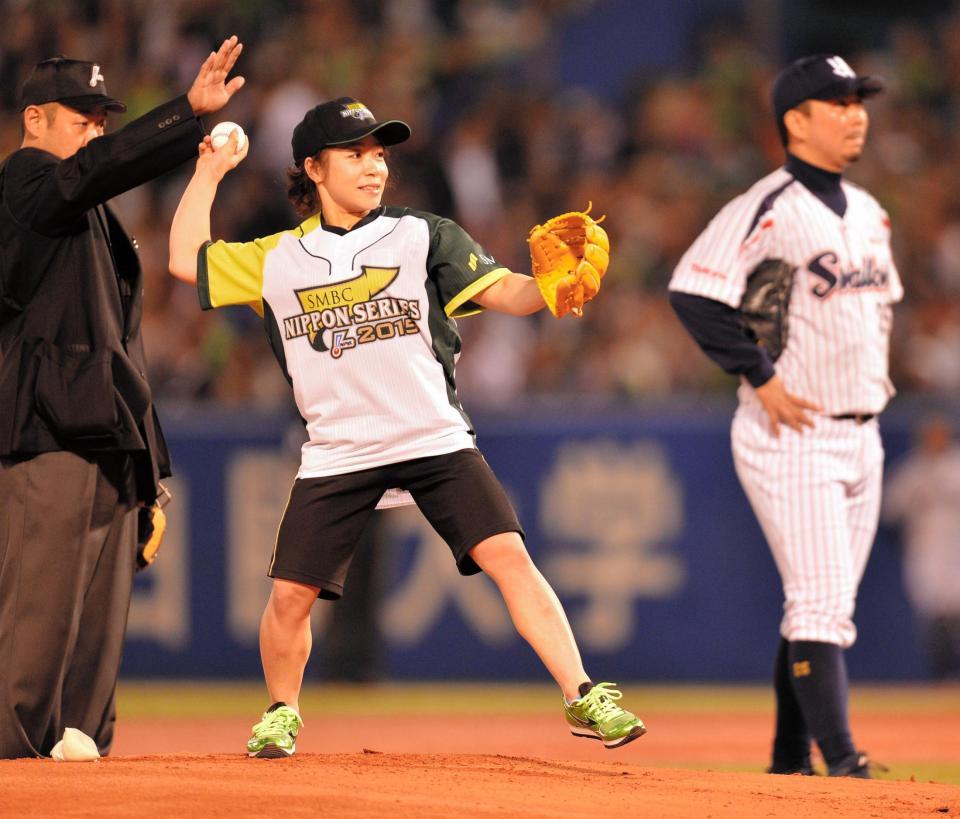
[
  {"xmin": 772, "ymin": 54, "xmax": 883, "ymax": 144},
  {"xmin": 19, "ymin": 56, "xmax": 127, "ymax": 113},
  {"xmin": 291, "ymin": 97, "xmax": 411, "ymax": 166}
]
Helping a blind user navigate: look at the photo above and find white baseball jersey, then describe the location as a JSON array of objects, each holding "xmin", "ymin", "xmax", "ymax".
[
  {"xmin": 200, "ymin": 206, "xmax": 510, "ymax": 480},
  {"xmin": 670, "ymin": 167, "xmax": 903, "ymax": 415},
  {"xmin": 670, "ymin": 162, "xmax": 902, "ymax": 646}
]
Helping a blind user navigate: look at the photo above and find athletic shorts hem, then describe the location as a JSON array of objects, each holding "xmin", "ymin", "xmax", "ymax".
[
  {"xmin": 273, "ymin": 448, "xmax": 522, "ymax": 591},
  {"xmin": 453, "ymin": 523, "xmax": 525, "ymax": 576},
  {"xmin": 268, "ymin": 568, "xmax": 344, "ymax": 600}
]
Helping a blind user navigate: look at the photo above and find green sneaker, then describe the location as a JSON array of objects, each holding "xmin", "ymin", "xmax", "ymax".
[
  {"xmin": 246, "ymin": 703, "xmax": 303, "ymax": 759},
  {"xmin": 564, "ymin": 682, "xmax": 646, "ymax": 749}
]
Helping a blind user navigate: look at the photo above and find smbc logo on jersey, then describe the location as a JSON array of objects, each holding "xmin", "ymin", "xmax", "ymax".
[{"xmin": 282, "ymin": 266, "xmax": 423, "ymax": 358}]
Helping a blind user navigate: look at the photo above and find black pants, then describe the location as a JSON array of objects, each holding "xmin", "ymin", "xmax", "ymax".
[{"xmin": 0, "ymin": 451, "xmax": 138, "ymax": 758}]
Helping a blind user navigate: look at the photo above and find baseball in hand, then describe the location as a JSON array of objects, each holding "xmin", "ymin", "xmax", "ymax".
[
  {"xmin": 51, "ymin": 727, "xmax": 100, "ymax": 762},
  {"xmin": 210, "ymin": 121, "xmax": 247, "ymax": 151}
]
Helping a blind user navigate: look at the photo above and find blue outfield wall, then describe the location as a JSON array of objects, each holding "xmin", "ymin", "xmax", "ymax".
[{"xmin": 123, "ymin": 400, "xmax": 930, "ymax": 682}]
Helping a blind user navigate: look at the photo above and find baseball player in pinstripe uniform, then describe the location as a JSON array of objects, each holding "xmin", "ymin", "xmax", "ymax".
[
  {"xmin": 669, "ymin": 55, "xmax": 900, "ymax": 777},
  {"xmin": 168, "ymin": 97, "xmax": 645, "ymax": 757}
]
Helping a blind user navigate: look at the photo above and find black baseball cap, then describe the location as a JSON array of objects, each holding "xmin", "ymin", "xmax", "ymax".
[
  {"xmin": 772, "ymin": 54, "xmax": 883, "ymax": 143},
  {"xmin": 19, "ymin": 56, "xmax": 126, "ymax": 113},
  {"xmin": 291, "ymin": 97, "xmax": 411, "ymax": 166}
]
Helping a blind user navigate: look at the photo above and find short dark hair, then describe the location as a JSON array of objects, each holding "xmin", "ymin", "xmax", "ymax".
[
  {"xmin": 779, "ymin": 99, "xmax": 812, "ymax": 146},
  {"xmin": 286, "ymin": 160, "xmax": 319, "ymax": 219},
  {"xmin": 20, "ymin": 101, "xmax": 58, "ymax": 139}
]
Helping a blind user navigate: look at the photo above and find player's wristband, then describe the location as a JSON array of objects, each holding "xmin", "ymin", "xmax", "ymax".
[{"xmin": 744, "ymin": 355, "xmax": 775, "ymax": 388}]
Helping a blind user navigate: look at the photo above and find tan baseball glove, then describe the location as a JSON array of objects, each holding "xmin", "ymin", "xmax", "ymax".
[
  {"xmin": 527, "ymin": 203, "xmax": 610, "ymax": 317},
  {"xmin": 136, "ymin": 483, "xmax": 170, "ymax": 571}
]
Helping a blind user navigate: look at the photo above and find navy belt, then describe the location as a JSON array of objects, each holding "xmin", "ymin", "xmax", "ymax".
[{"xmin": 832, "ymin": 413, "xmax": 875, "ymax": 423}]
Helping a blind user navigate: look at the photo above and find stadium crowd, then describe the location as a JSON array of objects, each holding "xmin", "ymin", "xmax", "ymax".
[{"xmin": 3, "ymin": 0, "xmax": 959, "ymax": 410}]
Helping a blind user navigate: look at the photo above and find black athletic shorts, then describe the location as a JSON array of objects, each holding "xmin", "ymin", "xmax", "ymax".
[{"xmin": 270, "ymin": 447, "xmax": 524, "ymax": 599}]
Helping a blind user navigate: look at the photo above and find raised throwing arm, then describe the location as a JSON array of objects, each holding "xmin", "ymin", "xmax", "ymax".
[{"xmin": 169, "ymin": 130, "xmax": 247, "ymax": 283}]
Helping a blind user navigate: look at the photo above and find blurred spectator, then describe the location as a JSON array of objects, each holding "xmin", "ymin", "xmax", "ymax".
[
  {"xmin": 3, "ymin": 1, "xmax": 960, "ymax": 408},
  {"xmin": 883, "ymin": 415, "xmax": 960, "ymax": 680}
]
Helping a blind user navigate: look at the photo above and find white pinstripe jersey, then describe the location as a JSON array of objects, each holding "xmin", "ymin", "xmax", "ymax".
[
  {"xmin": 199, "ymin": 206, "xmax": 510, "ymax": 479},
  {"xmin": 669, "ymin": 167, "xmax": 903, "ymax": 414}
]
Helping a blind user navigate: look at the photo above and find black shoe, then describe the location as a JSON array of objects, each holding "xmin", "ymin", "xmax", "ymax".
[
  {"xmin": 828, "ymin": 751, "xmax": 887, "ymax": 778},
  {"xmin": 767, "ymin": 762, "xmax": 815, "ymax": 775}
]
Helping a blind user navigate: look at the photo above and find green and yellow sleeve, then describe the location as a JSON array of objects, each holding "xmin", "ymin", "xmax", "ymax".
[
  {"xmin": 198, "ymin": 239, "xmax": 267, "ymax": 315},
  {"xmin": 427, "ymin": 217, "xmax": 512, "ymax": 318}
]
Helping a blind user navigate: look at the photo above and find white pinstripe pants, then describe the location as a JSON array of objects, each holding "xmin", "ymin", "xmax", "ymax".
[{"xmin": 732, "ymin": 402, "xmax": 884, "ymax": 648}]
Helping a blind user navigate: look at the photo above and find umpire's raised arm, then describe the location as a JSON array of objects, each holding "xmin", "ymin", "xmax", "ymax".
[{"xmin": 6, "ymin": 37, "xmax": 244, "ymax": 231}]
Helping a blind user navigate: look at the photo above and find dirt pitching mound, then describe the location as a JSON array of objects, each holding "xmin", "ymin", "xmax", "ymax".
[{"xmin": 4, "ymin": 752, "xmax": 959, "ymax": 818}]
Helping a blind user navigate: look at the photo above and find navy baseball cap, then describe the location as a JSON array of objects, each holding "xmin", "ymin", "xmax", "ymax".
[
  {"xmin": 772, "ymin": 54, "xmax": 883, "ymax": 143},
  {"xmin": 291, "ymin": 97, "xmax": 411, "ymax": 165},
  {"xmin": 19, "ymin": 56, "xmax": 126, "ymax": 113}
]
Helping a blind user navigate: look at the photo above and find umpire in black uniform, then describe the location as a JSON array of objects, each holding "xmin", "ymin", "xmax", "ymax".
[{"xmin": 0, "ymin": 37, "xmax": 244, "ymax": 759}]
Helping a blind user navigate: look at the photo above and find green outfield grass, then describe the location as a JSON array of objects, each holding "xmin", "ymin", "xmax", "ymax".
[
  {"xmin": 115, "ymin": 681, "xmax": 960, "ymax": 785},
  {"xmin": 670, "ymin": 759, "xmax": 960, "ymax": 784},
  {"xmin": 116, "ymin": 680, "xmax": 960, "ymax": 717}
]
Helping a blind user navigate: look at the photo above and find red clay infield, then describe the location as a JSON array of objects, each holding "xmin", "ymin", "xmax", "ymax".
[{"xmin": 3, "ymin": 709, "xmax": 959, "ymax": 817}]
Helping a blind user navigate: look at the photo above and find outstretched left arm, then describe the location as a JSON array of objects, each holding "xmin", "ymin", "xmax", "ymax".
[{"xmin": 471, "ymin": 272, "xmax": 546, "ymax": 315}]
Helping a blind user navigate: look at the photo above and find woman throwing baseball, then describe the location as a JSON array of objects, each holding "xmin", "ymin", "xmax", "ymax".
[{"xmin": 168, "ymin": 97, "xmax": 643, "ymax": 758}]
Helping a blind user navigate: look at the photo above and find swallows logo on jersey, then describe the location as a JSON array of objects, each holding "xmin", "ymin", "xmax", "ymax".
[
  {"xmin": 807, "ymin": 252, "xmax": 890, "ymax": 299},
  {"xmin": 283, "ymin": 266, "xmax": 422, "ymax": 357}
]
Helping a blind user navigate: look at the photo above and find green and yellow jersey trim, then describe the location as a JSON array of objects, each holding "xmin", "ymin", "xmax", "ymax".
[
  {"xmin": 198, "ymin": 216, "xmax": 325, "ymax": 316},
  {"xmin": 444, "ymin": 267, "xmax": 512, "ymax": 318}
]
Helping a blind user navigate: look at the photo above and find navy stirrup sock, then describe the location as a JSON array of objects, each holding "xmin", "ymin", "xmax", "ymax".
[
  {"xmin": 787, "ymin": 640, "xmax": 856, "ymax": 769},
  {"xmin": 771, "ymin": 637, "xmax": 810, "ymax": 770}
]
